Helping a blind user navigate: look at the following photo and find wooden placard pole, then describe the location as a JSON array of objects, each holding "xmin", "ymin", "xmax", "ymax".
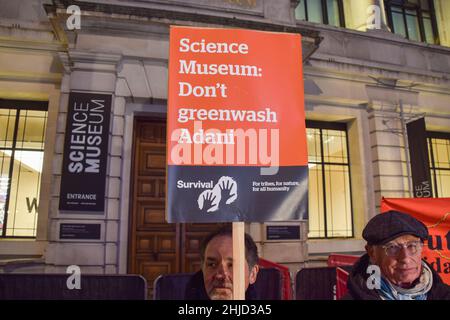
[{"xmin": 232, "ymin": 221, "xmax": 246, "ymax": 300}]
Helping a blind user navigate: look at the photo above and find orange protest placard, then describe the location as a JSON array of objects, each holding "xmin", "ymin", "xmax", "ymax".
[
  {"xmin": 167, "ymin": 26, "xmax": 306, "ymax": 167},
  {"xmin": 381, "ymin": 197, "xmax": 450, "ymax": 284},
  {"xmin": 166, "ymin": 26, "xmax": 308, "ymax": 222}
]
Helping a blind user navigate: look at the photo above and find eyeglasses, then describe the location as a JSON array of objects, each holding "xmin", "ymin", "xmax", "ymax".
[{"xmin": 381, "ymin": 241, "xmax": 423, "ymax": 257}]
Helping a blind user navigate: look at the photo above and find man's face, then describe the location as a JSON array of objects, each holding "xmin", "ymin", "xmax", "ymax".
[
  {"xmin": 202, "ymin": 235, "xmax": 258, "ymax": 300},
  {"xmin": 367, "ymin": 234, "xmax": 423, "ymax": 288}
]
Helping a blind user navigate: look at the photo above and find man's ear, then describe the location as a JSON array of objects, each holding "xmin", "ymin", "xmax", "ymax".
[
  {"xmin": 249, "ymin": 264, "xmax": 259, "ymax": 285},
  {"xmin": 366, "ymin": 244, "xmax": 377, "ymax": 264}
]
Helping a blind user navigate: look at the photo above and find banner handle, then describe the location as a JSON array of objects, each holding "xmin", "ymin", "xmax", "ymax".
[{"xmin": 232, "ymin": 222, "xmax": 246, "ymax": 300}]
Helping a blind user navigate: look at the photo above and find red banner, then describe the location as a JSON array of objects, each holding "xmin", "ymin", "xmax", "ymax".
[
  {"xmin": 381, "ymin": 197, "xmax": 450, "ymax": 284},
  {"xmin": 335, "ymin": 267, "xmax": 349, "ymax": 300}
]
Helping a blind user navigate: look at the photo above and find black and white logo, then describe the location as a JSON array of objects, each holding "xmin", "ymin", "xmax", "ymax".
[{"xmin": 197, "ymin": 176, "xmax": 237, "ymax": 213}]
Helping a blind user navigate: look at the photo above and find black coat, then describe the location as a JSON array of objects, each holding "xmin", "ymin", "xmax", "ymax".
[
  {"xmin": 184, "ymin": 270, "xmax": 257, "ymax": 300},
  {"xmin": 342, "ymin": 254, "xmax": 450, "ymax": 300}
]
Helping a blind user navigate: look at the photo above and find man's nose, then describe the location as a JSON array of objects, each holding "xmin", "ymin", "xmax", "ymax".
[
  {"xmin": 397, "ymin": 246, "xmax": 412, "ymax": 260},
  {"xmin": 215, "ymin": 263, "xmax": 231, "ymax": 278}
]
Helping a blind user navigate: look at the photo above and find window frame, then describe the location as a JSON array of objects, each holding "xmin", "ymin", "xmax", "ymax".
[
  {"xmin": 427, "ymin": 131, "xmax": 450, "ymax": 198},
  {"xmin": 0, "ymin": 99, "xmax": 48, "ymax": 239},
  {"xmin": 306, "ymin": 120, "xmax": 354, "ymax": 239},
  {"xmin": 295, "ymin": 0, "xmax": 346, "ymax": 28},
  {"xmin": 384, "ymin": 0, "xmax": 439, "ymax": 44}
]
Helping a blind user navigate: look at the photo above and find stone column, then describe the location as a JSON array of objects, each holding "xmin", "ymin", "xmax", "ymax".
[
  {"xmin": 367, "ymin": 102, "xmax": 410, "ymax": 213},
  {"xmin": 365, "ymin": 79, "xmax": 421, "ymax": 213},
  {"xmin": 434, "ymin": 0, "xmax": 450, "ymax": 47},
  {"xmin": 45, "ymin": 50, "xmax": 122, "ymax": 273}
]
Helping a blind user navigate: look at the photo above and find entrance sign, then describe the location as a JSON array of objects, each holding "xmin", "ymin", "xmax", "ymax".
[
  {"xmin": 59, "ymin": 92, "xmax": 111, "ymax": 212},
  {"xmin": 167, "ymin": 26, "xmax": 308, "ymax": 222}
]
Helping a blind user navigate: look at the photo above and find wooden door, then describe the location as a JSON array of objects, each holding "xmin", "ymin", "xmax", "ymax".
[{"xmin": 128, "ymin": 117, "xmax": 225, "ymax": 297}]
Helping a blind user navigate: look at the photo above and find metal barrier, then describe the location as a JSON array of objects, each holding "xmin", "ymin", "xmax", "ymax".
[
  {"xmin": 327, "ymin": 254, "xmax": 360, "ymax": 267},
  {"xmin": 258, "ymin": 258, "xmax": 292, "ymax": 300},
  {"xmin": 0, "ymin": 273, "xmax": 147, "ymax": 300},
  {"xmin": 295, "ymin": 267, "xmax": 337, "ymax": 300}
]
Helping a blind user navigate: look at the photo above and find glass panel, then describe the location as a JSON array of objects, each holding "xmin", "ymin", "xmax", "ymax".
[
  {"xmin": 327, "ymin": 0, "xmax": 341, "ymax": 27},
  {"xmin": 422, "ymin": 17, "xmax": 435, "ymax": 43},
  {"xmin": 405, "ymin": 10, "xmax": 420, "ymax": 41},
  {"xmin": 392, "ymin": 11, "xmax": 407, "ymax": 37},
  {"xmin": 427, "ymin": 137, "xmax": 432, "ymax": 164},
  {"xmin": 322, "ymin": 129, "xmax": 348, "ymax": 164},
  {"xmin": 16, "ymin": 110, "xmax": 47, "ymax": 149},
  {"xmin": 430, "ymin": 169, "xmax": 436, "ymax": 197},
  {"xmin": 391, "ymin": 6, "xmax": 403, "ymax": 13},
  {"xmin": 306, "ymin": 0, "xmax": 323, "ymax": 23},
  {"xmin": 307, "ymin": 128, "xmax": 322, "ymax": 163},
  {"xmin": 435, "ymin": 170, "xmax": 450, "ymax": 197},
  {"xmin": 295, "ymin": 1, "xmax": 306, "ymax": 20},
  {"xmin": 0, "ymin": 152, "xmax": 11, "ymax": 236},
  {"xmin": 324, "ymin": 165, "xmax": 352, "ymax": 237},
  {"xmin": 420, "ymin": 0, "xmax": 430, "ymax": 10},
  {"xmin": 5, "ymin": 150, "xmax": 43, "ymax": 237},
  {"xmin": 308, "ymin": 164, "xmax": 325, "ymax": 238},
  {"xmin": 432, "ymin": 138, "xmax": 450, "ymax": 169},
  {"xmin": 0, "ymin": 109, "xmax": 16, "ymax": 148}
]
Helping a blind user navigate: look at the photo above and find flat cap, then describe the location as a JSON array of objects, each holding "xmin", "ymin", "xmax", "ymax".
[{"xmin": 363, "ymin": 210, "xmax": 428, "ymax": 245}]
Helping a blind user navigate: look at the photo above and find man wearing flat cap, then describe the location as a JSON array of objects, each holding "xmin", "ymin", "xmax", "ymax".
[{"xmin": 344, "ymin": 210, "xmax": 450, "ymax": 300}]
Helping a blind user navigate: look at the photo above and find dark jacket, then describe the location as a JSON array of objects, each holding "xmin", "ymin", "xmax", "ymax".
[
  {"xmin": 184, "ymin": 270, "xmax": 257, "ymax": 300},
  {"xmin": 342, "ymin": 254, "xmax": 450, "ymax": 300}
]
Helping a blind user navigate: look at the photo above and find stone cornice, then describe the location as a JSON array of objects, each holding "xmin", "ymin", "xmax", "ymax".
[
  {"xmin": 44, "ymin": 0, "xmax": 321, "ymax": 61},
  {"xmin": 0, "ymin": 37, "xmax": 65, "ymax": 53},
  {"xmin": 44, "ymin": 0, "xmax": 318, "ymax": 37},
  {"xmin": 58, "ymin": 50, "xmax": 122, "ymax": 73},
  {"xmin": 305, "ymin": 55, "xmax": 450, "ymax": 94},
  {"xmin": 0, "ymin": 71, "xmax": 62, "ymax": 84}
]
